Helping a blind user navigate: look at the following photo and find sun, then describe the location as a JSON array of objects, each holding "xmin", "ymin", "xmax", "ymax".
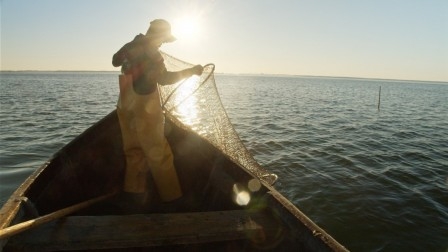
[{"xmin": 172, "ymin": 15, "xmax": 202, "ymax": 41}]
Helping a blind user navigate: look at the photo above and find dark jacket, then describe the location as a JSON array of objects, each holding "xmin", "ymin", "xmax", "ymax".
[{"xmin": 113, "ymin": 34, "xmax": 192, "ymax": 95}]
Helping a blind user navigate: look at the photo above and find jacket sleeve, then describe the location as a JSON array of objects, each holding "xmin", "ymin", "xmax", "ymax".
[
  {"xmin": 152, "ymin": 51, "xmax": 194, "ymax": 85},
  {"xmin": 158, "ymin": 68, "xmax": 195, "ymax": 85},
  {"xmin": 112, "ymin": 35, "xmax": 143, "ymax": 67},
  {"xmin": 112, "ymin": 45, "xmax": 129, "ymax": 67}
]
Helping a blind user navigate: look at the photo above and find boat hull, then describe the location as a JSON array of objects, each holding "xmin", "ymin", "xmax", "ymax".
[{"xmin": 0, "ymin": 110, "xmax": 348, "ymax": 251}]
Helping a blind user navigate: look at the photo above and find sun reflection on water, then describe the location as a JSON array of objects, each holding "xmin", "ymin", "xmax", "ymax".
[{"xmin": 170, "ymin": 76, "xmax": 200, "ymax": 126}]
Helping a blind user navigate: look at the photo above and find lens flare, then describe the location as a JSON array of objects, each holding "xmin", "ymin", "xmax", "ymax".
[
  {"xmin": 248, "ymin": 179, "xmax": 261, "ymax": 192},
  {"xmin": 233, "ymin": 184, "xmax": 250, "ymax": 206}
]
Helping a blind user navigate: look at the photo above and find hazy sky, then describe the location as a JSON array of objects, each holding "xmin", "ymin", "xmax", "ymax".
[{"xmin": 1, "ymin": 0, "xmax": 447, "ymax": 81}]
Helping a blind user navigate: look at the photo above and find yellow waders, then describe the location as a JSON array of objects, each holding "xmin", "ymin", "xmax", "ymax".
[{"xmin": 117, "ymin": 75, "xmax": 182, "ymax": 202}]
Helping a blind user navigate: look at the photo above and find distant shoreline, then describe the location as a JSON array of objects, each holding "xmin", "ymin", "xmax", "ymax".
[{"xmin": 1, "ymin": 70, "xmax": 447, "ymax": 84}]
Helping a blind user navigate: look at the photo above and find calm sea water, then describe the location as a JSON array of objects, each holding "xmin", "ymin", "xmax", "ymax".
[{"xmin": 1, "ymin": 72, "xmax": 447, "ymax": 251}]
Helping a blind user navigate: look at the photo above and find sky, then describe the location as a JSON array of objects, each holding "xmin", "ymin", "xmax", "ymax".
[{"xmin": 1, "ymin": 0, "xmax": 447, "ymax": 82}]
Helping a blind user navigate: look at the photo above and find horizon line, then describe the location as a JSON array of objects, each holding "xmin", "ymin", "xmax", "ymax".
[{"xmin": 1, "ymin": 70, "xmax": 447, "ymax": 84}]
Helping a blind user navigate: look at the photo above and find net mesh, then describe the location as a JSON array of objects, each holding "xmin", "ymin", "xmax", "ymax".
[{"xmin": 159, "ymin": 52, "xmax": 277, "ymax": 185}]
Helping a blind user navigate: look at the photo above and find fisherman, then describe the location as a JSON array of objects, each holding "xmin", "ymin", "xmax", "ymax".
[{"xmin": 112, "ymin": 19, "xmax": 203, "ymax": 207}]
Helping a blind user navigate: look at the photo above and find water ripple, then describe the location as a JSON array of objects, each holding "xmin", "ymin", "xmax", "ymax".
[{"xmin": 1, "ymin": 73, "xmax": 447, "ymax": 252}]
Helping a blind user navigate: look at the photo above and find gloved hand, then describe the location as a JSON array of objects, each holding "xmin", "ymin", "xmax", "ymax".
[{"xmin": 191, "ymin": 65, "xmax": 204, "ymax": 76}]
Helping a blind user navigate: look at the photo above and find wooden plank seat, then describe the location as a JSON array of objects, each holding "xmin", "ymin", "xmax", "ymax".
[{"xmin": 6, "ymin": 210, "xmax": 278, "ymax": 251}]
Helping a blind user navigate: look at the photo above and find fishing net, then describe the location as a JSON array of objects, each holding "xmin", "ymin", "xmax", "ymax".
[{"xmin": 159, "ymin": 52, "xmax": 277, "ymax": 185}]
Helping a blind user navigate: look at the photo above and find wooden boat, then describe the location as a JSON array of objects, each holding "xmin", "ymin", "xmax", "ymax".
[
  {"xmin": 0, "ymin": 56, "xmax": 348, "ymax": 251},
  {"xmin": 0, "ymin": 109, "xmax": 347, "ymax": 251}
]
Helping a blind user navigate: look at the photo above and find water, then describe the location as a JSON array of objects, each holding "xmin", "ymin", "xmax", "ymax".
[{"xmin": 1, "ymin": 72, "xmax": 447, "ymax": 251}]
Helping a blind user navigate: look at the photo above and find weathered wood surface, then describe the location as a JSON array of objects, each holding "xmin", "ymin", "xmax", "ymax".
[
  {"xmin": 6, "ymin": 210, "xmax": 279, "ymax": 251},
  {"xmin": 0, "ymin": 192, "xmax": 116, "ymax": 240}
]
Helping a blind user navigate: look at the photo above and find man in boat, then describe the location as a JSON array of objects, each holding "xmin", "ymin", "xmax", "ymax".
[{"xmin": 112, "ymin": 19, "xmax": 203, "ymax": 207}]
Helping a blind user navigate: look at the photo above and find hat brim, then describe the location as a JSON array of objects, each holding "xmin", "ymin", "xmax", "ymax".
[{"xmin": 164, "ymin": 35, "xmax": 176, "ymax": 43}]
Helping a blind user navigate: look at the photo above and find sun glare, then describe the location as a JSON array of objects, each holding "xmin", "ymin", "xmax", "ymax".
[
  {"xmin": 171, "ymin": 76, "xmax": 200, "ymax": 126},
  {"xmin": 173, "ymin": 15, "xmax": 202, "ymax": 41}
]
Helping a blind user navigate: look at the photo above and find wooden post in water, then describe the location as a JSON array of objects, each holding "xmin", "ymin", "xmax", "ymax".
[{"xmin": 377, "ymin": 86, "xmax": 381, "ymax": 111}]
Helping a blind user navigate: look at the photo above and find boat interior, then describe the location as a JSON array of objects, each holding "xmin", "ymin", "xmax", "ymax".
[{"xmin": 1, "ymin": 111, "xmax": 344, "ymax": 251}]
